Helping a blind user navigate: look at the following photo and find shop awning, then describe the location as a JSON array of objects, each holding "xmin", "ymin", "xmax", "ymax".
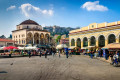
[
  {"xmin": 102, "ymin": 43, "xmax": 120, "ymax": 49},
  {"xmin": 56, "ymin": 44, "xmax": 68, "ymax": 49}
]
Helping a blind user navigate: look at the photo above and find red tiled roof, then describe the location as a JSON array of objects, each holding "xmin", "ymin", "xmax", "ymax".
[{"xmin": 0, "ymin": 38, "xmax": 15, "ymax": 42}]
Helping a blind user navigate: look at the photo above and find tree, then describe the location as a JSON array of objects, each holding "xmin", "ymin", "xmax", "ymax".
[
  {"xmin": 56, "ymin": 35, "xmax": 61, "ymax": 43},
  {"xmin": 0, "ymin": 35, "xmax": 6, "ymax": 38}
]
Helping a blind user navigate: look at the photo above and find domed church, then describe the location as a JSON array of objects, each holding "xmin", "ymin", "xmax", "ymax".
[{"xmin": 12, "ymin": 19, "xmax": 50, "ymax": 46}]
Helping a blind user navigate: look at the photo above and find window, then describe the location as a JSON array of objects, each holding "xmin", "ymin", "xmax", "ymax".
[
  {"xmin": 92, "ymin": 25, "xmax": 94, "ymax": 28},
  {"xmin": 22, "ymin": 40, "xmax": 23, "ymax": 44},
  {"xmin": 27, "ymin": 26, "xmax": 29, "ymax": 29},
  {"xmin": 24, "ymin": 40, "xmax": 25, "ymax": 44},
  {"xmin": 19, "ymin": 39, "xmax": 21, "ymax": 44}
]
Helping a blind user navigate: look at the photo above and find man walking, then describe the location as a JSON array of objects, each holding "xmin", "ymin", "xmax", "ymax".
[
  {"xmin": 66, "ymin": 48, "xmax": 69, "ymax": 58},
  {"xmin": 28, "ymin": 50, "xmax": 31, "ymax": 58},
  {"xmin": 59, "ymin": 50, "xmax": 60, "ymax": 58},
  {"xmin": 45, "ymin": 49, "xmax": 48, "ymax": 58},
  {"xmin": 39, "ymin": 49, "xmax": 42, "ymax": 57}
]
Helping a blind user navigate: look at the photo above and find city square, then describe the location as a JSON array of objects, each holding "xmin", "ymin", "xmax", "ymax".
[
  {"xmin": 1, "ymin": 0, "xmax": 120, "ymax": 80},
  {"xmin": 0, "ymin": 55, "xmax": 120, "ymax": 80}
]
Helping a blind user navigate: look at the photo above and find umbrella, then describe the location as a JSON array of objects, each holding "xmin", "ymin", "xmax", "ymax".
[{"xmin": 3, "ymin": 46, "xmax": 18, "ymax": 50}]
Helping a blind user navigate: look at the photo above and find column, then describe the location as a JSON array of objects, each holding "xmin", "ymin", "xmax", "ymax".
[
  {"xmin": 39, "ymin": 36, "xmax": 40, "ymax": 44},
  {"xmin": 75, "ymin": 40, "xmax": 77, "ymax": 47},
  {"xmin": 81, "ymin": 41, "xmax": 83, "ymax": 48},
  {"xmin": 105, "ymin": 39, "xmax": 108, "ymax": 46},
  {"xmin": 69, "ymin": 41, "xmax": 71, "ymax": 47},
  {"xmin": 33, "ymin": 35, "xmax": 34, "ymax": 45},
  {"xmin": 88, "ymin": 40, "xmax": 90, "ymax": 47},
  {"xmin": 116, "ymin": 37, "xmax": 119, "ymax": 43},
  {"xmin": 96, "ymin": 40, "xmax": 98, "ymax": 47}
]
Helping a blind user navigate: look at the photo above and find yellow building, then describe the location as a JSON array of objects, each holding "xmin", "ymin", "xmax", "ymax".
[{"xmin": 69, "ymin": 21, "xmax": 120, "ymax": 49}]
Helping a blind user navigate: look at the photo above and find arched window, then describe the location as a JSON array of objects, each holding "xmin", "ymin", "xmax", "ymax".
[
  {"xmin": 90, "ymin": 36, "xmax": 96, "ymax": 46},
  {"xmin": 71, "ymin": 39, "xmax": 75, "ymax": 46},
  {"xmin": 77, "ymin": 38, "xmax": 81, "ymax": 48},
  {"xmin": 98, "ymin": 35, "xmax": 105, "ymax": 47},
  {"xmin": 108, "ymin": 34, "xmax": 116, "ymax": 44},
  {"xmin": 22, "ymin": 40, "xmax": 23, "ymax": 44},
  {"xmin": 83, "ymin": 37, "xmax": 88, "ymax": 47}
]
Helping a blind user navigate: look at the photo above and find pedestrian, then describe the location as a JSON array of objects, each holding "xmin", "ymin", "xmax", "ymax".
[
  {"xmin": 66, "ymin": 48, "xmax": 69, "ymax": 58},
  {"xmin": 28, "ymin": 50, "xmax": 31, "ymax": 58},
  {"xmin": 45, "ymin": 49, "xmax": 48, "ymax": 58},
  {"xmin": 39, "ymin": 49, "xmax": 42, "ymax": 57},
  {"xmin": 109, "ymin": 52, "xmax": 114, "ymax": 65},
  {"xmin": 59, "ymin": 50, "xmax": 60, "ymax": 58}
]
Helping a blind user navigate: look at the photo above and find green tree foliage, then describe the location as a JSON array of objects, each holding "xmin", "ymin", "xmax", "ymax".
[
  {"xmin": 56, "ymin": 35, "xmax": 61, "ymax": 43},
  {"xmin": 0, "ymin": 35, "xmax": 6, "ymax": 38}
]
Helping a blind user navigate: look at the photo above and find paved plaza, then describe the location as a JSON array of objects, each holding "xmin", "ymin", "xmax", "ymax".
[{"xmin": 0, "ymin": 55, "xmax": 120, "ymax": 80}]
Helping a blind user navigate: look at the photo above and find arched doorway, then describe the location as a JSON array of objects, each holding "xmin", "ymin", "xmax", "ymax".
[
  {"xmin": 90, "ymin": 36, "xmax": 96, "ymax": 46},
  {"xmin": 98, "ymin": 35, "xmax": 105, "ymax": 47},
  {"xmin": 71, "ymin": 39, "xmax": 75, "ymax": 46},
  {"xmin": 40, "ymin": 33, "xmax": 44, "ymax": 45},
  {"xmin": 27, "ymin": 32, "xmax": 33, "ymax": 44},
  {"xmin": 108, "ymin": 34, "xmax": 116, "ymax": 44},
  {"xmin": 34, "ymin": 33, "xmax": 39, "ymax": 44},
  {"xmin": 77, "ymin": 38, "xmax": 81, "ymax": 48},
  {"xmin": 83, "ymin": 37, "xmax": 88, "ymax": 47},
  {"xmin": 45, "ymin": 34, "xmax": 49, "ymax": 44}
]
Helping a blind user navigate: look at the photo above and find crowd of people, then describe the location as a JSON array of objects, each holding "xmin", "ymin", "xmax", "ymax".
[{"xmin": 26, "ymin": 48, "xmax": 71, "ymax": 59}]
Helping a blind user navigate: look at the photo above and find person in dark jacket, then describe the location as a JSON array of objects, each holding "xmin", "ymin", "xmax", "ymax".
[
  {"xmin": 39, "ymin": 49, "xmax": 42, "ymax": 57},
  {"xmin": 45, "ymin": 49, "xmax": 48, "ymax": 58},
  {"xmin": 28, "ymin": 50, "xmax": 31, "ymax": 58},
  {"xmin": 66, "ymin": 48, "xmax": 69, "ymax": 58}
]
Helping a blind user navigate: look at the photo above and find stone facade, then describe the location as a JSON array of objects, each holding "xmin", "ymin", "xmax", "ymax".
[{"xmin": 12, "ymin": 20, "xmax": 50, "ymax": 46}]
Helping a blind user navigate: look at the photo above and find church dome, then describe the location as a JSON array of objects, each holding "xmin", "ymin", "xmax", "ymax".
[{"xmin": 20, "ymin": 19, "xmax": 39, "ymax": 25}]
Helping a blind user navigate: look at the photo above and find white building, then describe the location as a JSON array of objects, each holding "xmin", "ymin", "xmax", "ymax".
[{"xmin": 12, "ymin": 19, "xmax": 50, "ymax": 46}]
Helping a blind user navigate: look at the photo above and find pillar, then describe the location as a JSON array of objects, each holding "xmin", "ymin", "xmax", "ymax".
[
  {"xmin": 81, "ymin": 41, "xmax": 83, "ymax": 48},
  {"xmin": 39, "ymin": 36, "xmax": 40, "ymax": 44},
  {"xmin": 88, "ymin": 40, "xmax": 90, "ymax": 47},
  {"xmin": 33, "ymin": 35, "xmax": 34, "ymax": 45},
  {"xmin": 105, "ymin": 39, "xmax": 108, "ymax": 46},
  {"xmin": 75, "ymin": 40, "xmax": 77, "ymax": 47},
  {"xmin": 96, "ymin": 40, "xmax": 98, "ymax": 47},
  {"xmin": 69, "ymin": 41, "xmax": 71, "ymax": 47},
  {"xmin": 116, "ymin": 38, "xmax": 119, "ymax": 43}
]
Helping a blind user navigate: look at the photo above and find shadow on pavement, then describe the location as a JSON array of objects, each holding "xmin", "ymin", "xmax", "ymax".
[{"xmin": 0, "ymin": 71, "xmax": 7, "ymax": 74}]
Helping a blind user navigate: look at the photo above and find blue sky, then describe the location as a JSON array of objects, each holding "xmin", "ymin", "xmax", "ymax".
[{"xmin": 0, "ymin": 0, "xmax": 120, "ymax": 37}]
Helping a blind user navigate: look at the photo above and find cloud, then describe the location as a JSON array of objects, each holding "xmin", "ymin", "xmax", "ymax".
[
  {"xmin": 7, "ymin": 5, "xmax": 16, "ymax": 11},
  {"xmin": 19, "ymin": 3, "xmax": 54, "ymax": 17},
  {"xmin": 81, "ymin": 1, "xmax": 108, "ymax": 11}
]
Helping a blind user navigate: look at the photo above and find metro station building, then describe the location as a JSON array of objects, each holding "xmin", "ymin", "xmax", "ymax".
[{"xmin": 69, "ymin": 21, "xmax": 120, "ymax": 49}]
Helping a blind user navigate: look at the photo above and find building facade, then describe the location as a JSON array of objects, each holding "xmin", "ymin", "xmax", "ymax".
[
  {"xmin": 69, "ymin": 21, "xmax": 120, "ymax": 49},
  {"xmin": 60, "ymin": 38, "xmax": 69, "ymax": 47},
  {"xmin": 12, "ymin": 19, "xmax": 50, "ymax": 46},
  {"xmin": 0, "ymin": 38, "xmax": 15, "ymax": 47}
]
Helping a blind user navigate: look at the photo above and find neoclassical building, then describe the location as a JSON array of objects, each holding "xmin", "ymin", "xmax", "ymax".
[
  {"xmin": 69, "ymin": 21, "xmax": 120, "ymax": 49},
  {"xmin": 12, "ymin": 19, "xmax": 50, "ymax": 46}
]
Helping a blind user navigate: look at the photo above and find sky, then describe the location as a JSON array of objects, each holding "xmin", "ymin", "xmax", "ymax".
[{"xmin": 0, "ymin": 0, "xmax": 120, "ymax": 37}]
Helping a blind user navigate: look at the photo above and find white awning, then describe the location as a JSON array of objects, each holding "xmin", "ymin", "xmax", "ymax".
[{"xmin": 56, "ymin": 44, "xmax": 68, "ymax": 49}]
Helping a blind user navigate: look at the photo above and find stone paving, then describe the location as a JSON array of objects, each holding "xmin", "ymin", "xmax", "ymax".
[{"xmin": 0, "ymin": 55, "xmax": 120, "ymax": 80}]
